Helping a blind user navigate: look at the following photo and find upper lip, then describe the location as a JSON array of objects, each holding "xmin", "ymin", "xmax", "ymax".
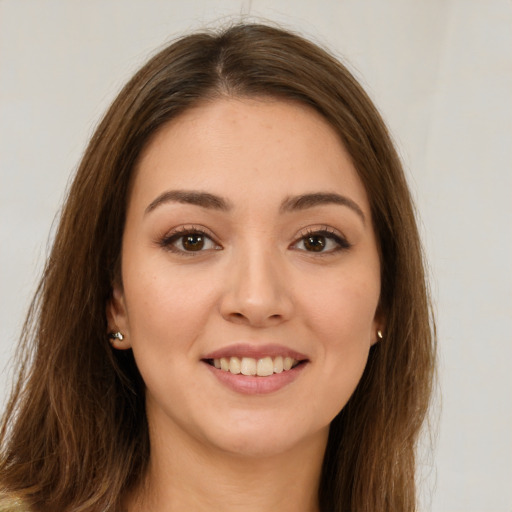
[{"xmin": 202, "ymin": 344, "xmax": 309, "ymax": 361}]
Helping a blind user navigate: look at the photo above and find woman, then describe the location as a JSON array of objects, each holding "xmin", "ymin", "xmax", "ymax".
[{"xmin": 0, "ymin": 23, "xmax": 435, "ymax": 512}]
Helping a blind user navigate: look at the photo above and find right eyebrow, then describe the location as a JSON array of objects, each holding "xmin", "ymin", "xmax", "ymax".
[
  {"xmin": 280, "ymin": 192, "xmax": 366, "ymax": 225},
  {"xmin": 144, "ymin": 190, "xmax": 232, "ymax": 215}
]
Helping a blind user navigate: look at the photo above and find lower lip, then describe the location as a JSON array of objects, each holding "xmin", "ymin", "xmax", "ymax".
[{"xmin": 203, "ymin": 361, "xmax": 308, "ymax": 395}]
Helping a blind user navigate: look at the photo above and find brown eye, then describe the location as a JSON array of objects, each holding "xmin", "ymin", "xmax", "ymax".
[
  {"xmin": 292, "ymin": 229, "xmax": 351, "ymax": 254},
  {"xmin": 160, "ymin": 229, "xmax": 220, "ymax": 254},
  {"xmin": 181, "ymin": 234, "xmax": 205, "ymax": 251},
  {"xmin": 303, "ymin": 235, "xmax": 326, "ymax": 252}
]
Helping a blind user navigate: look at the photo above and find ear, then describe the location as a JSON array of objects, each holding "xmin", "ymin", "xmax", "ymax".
[{"xmin": 106, "ymin": 283, "xmax": 132, "ymax": 350}]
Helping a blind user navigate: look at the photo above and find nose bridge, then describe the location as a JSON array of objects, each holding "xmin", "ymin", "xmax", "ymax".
[{"xmin": 221, "ymin": 235, "xmax": 292, "ymax": 326}]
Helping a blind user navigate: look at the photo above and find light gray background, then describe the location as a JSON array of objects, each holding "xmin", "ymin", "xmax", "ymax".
[{"xmin": 1, "ymin": 1, "xmax": 511, "ymax": 510}]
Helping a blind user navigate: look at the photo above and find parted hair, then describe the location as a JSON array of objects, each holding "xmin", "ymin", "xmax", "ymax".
[{"xmin": 0, "ymin": 23, "xmax": 435, "ymax": 512}]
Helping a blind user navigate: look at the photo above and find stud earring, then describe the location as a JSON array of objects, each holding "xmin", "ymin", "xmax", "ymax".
[
  {"xmin": 109, "ymin": 331, "xmax": 124, "ymax": 342},
  {"xmin": 377, "ymin": 330, "xmax": 383, "ymax": 340}
]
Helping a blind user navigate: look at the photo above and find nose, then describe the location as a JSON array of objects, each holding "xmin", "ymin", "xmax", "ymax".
[{"xmin": 219, "ymin": 244, "xmax": 294, "ymax": 328}]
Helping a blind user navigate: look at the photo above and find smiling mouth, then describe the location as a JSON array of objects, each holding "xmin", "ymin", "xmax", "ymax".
[{"xmin": 204, "ymin": 356, "xmax": 304, "ymax": 377}]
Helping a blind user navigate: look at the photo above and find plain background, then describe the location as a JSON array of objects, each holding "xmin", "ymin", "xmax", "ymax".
[{"xmin": 0, "ymin": 1, "xmax": 511, "ymax": 510}]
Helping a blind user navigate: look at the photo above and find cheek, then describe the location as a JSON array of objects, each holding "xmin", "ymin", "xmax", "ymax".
[
  {"xmin": 298, "ymin": 265, "xmax": 380, "ymax": 415},
  {"xmin": 122, "ymin": 263, "xmax": 220, "ymax": 411},
  {"xmin": 302, "ymin": 263, "xmax": 380, "ymax": 342},
  {"xmin": 122, "ymin": 259, "xmax": 219, "ymax": 355}
]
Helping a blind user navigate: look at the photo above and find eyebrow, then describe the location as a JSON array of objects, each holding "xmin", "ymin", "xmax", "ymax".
[
  {"xmin": 145, "ymin": 189, "xmax": 365, "ymax": 223},
  {"xmin": 280, "ymin": 192, "xmax": 366, "ymax": 224},
  {"xmin": 145, "ymin": 190, "xmax": 232, "ymax": 215}
]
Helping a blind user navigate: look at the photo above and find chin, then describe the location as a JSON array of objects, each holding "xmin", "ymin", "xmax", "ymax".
[{"xmin": 199, "ymin": 413, "xmax": 329, "ymax": 460}]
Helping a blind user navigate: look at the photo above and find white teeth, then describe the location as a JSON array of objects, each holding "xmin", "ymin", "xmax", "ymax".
[
  {"xmin": 241, "ymin": 357, "xmax": 257, "ymax": 376},
  {"xmin": 212, "ymin": 355, "xmax": 300, "ymax": 376},
  {"xmin": 229, "ymin": 357, "xmax": 241, "ymax": 374},
  {"xmin": 283, "ymin": 357, "xmax": 293, "ymax": 371},
  {"xmin": 273, "ymin": 356, "xmax": 284, "ymax": 373},
  {"xmin": 257, "ymin": 357, "xmax": 274, "ymax": 377}
]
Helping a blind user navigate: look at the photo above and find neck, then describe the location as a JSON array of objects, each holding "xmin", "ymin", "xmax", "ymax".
[{"xmin": 124, "ymin": 425, "xmax": 327, "ymax": 512}]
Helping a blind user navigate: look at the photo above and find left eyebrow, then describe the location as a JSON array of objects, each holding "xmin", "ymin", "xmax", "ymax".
[{"xmin": 280, "ymin": 192, "xmax": 366, "ymax": 224}]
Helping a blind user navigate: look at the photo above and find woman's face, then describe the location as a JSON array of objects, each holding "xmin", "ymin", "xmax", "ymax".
[{"xmin": 110, "ymin": 98, "xmax": 383, "ymax": 457}]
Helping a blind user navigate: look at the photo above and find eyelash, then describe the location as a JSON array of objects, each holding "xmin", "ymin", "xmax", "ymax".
[
  {"xmin": 158, "ymin": 225, "xmax": 221, "ymax": 255},
  {"xmin": 158, "ymin": 226, "xmax": 351, "ymax": 255},
  {"xmin": 291, "ymin": 227, "xmax": 351, "ymax": 254}
]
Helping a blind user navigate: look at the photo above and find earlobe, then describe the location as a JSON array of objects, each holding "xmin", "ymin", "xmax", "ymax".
[
  {"xmin": 371, "ymin": 309, "xmax": 386, "ymax": 346},
  {"xmin": 370, "ymin": 328, "xmax": 384, "ymax": 346},
  {"xmin": 106, "ymin": 284, "xmax": 132, "ymax": 349}
]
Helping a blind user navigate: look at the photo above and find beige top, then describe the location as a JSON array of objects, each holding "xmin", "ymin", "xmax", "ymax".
[{"xmin": 0, "ymin": 497, "xmax": 29, "ymax": 512}]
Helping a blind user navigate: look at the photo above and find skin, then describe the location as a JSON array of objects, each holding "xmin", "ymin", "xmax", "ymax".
[{"xmin": 109, "ymin": 97, "xmax": 383, "ymax": 512}]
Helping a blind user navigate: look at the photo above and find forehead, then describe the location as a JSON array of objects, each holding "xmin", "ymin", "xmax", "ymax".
[{"xmin": 130, "ymin": 97, "xmax": 370, "ymax": 213}]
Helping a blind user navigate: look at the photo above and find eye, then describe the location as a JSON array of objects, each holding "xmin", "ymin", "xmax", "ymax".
[
  {"xmin": 292, "ymin": 229, "xmax": 351, "ymax": 254},
  {"xmin": 159, "ymin": 227, "xmax": 221, "ymax": 254}
]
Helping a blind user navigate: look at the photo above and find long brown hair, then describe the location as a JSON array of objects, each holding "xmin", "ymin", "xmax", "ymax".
[{"xmin": 0, "ymin": 23, "xmax": 436, "ymax": 511}]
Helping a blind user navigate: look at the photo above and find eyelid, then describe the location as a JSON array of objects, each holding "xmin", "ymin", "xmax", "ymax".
[
  {"xmin": 291, "ymin": 225, "xmax": 352, "ymax": 252},
  {"xmin": 157, "ymin": 224, "xmax": 222, "ymax": 253},
  {"xmin": 156, "ymin": 224, "xmax": 350, "ymax": 255}
]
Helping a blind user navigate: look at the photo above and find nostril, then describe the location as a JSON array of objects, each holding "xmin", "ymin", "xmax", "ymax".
[
  {"xmin": 228, "ymin": 312, "xmax": 246, "ymax": 321},
  {"xmin": 228, "ymin": 311, "xmax": 283, "ymax": 324},
  {"xmin": 221, "ymin": 293, "xmax": 293, "ymax": 326}
]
